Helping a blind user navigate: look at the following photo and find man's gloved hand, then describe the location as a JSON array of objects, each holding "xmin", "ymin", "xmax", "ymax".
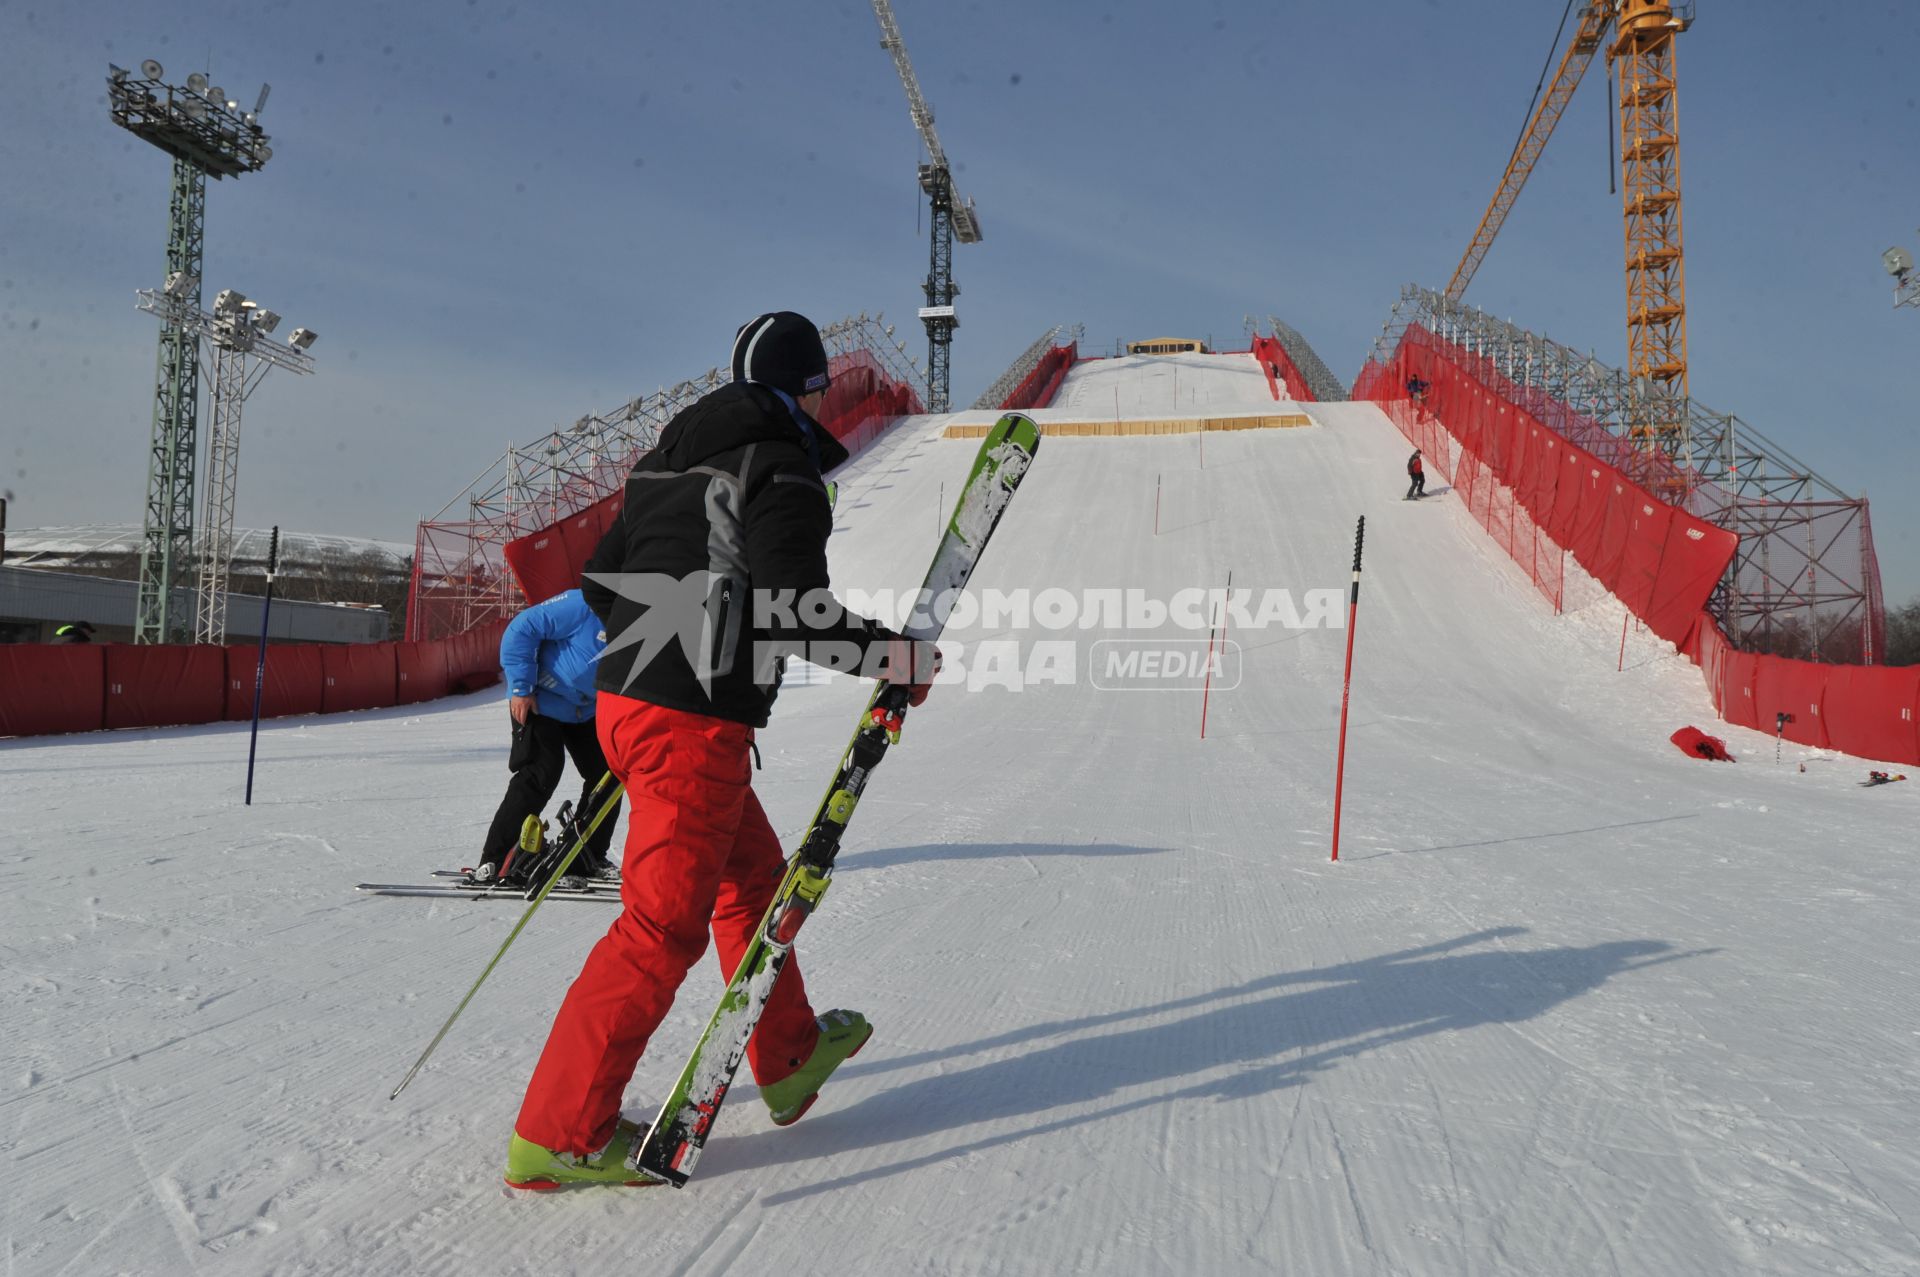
[{"xmin": 883, "ymin": 637, "xmax": 942, "ymax": 707}]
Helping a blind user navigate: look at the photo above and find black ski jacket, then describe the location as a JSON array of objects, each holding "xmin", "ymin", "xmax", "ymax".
[{"xmin": 580, "ymin": 382, "xmax": 903, "ymax": 727}]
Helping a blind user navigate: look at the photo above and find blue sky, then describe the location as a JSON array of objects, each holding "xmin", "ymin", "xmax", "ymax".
[{"xmin": 3, "ymin": 0, "xmax": 1918, "ymax": 598}]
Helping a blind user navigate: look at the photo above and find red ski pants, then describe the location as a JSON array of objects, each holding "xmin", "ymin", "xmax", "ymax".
[{"xmin": 514, "ymin": 694, "xmax": 819, "ymax": 1156}]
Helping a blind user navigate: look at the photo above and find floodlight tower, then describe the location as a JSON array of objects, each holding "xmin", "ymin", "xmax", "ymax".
[
  {"xmin": 108, "ymin": 60, "xmax": 276, "ymax": 643},
  {"xmin": 1884, "ymin": 245, "xmax": 1920, "ymax": 310},
  {"xmin": 871, "ymin": 0, "xmax": 984, "ymax": 413},
  {"xmin": 136, "ymin": 285, "xmax": 317, "ymax": 642}
]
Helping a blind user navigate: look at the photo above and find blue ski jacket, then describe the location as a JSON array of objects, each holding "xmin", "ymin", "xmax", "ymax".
[{"xmin": 500, "ymin": 589, "xmax": 606, "ymax": 723}]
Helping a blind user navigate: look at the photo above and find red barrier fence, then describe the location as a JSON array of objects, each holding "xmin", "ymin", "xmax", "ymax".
[
  {"xmin": 1250, "ymin": 335, "xmax": 1313, "ymax": 401},
  {"xmin": 1000, "ymin": 343, "xmax": 1077, "ymax": 411},
  {"xmin": 0, "ymin": 620, "xmax": 506, "ymax": 740},
  {"xmin": 222, "ymin": 642, "xmax": 325, "ymax": 720},
  {"xmin": 1358, "ymin": 332, "xmax": 1735, "ymax": 645},
  {"xmin": 1357, "ymin": 332, "xmax": 1920, "ymax": 766},
  {"xmin": 0, "ymin": 644, "xmax": 106, "ymax": 736}
]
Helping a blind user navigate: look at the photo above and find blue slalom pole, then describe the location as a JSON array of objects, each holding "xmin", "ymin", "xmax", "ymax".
[{"xmin": 245, "ymin": 527, "xmax": 280, "ymax": 806}]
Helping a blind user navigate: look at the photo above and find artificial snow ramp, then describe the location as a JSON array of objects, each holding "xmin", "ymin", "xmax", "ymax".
[{"xmin": 4, "ymin": 349, "xmax": 1917, "ymax": 1275}]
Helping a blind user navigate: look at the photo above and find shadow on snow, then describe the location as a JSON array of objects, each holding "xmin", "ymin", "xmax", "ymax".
[
  {"xmin": 832, "ymin": 841, "xmax": 1169, "ymax": 873},
  {"xmin": 741, "ymin": 926, "xmax": 1711, "ymax": 1202}
]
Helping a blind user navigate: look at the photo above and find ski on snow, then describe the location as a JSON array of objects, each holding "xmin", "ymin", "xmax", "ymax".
[
  {"xmin": 356, "ymin": 880, "xmax": 621, "ymax": 902},
  {"xmin": 627, "ymin": 411, "xmax": 1041, "ymax": 1187}
]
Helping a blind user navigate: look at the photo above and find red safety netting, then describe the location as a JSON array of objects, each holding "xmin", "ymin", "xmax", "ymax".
[
  {"xmin": 1358, "ymin": 333, "xmax": 1734, "ymax": 642},
  {"xmin": 1000, "ymin": 343, "xmax": 1077, "ymax": 411},
  {"xmin": 1358, "ymin": 332, "xmax": 1920, "ymax": 766},
  {"xmin": 1250, "ymin": 335, "xmax": 1312, "ymax": 401},
  {"xmin": 408, "ymin": 521, "xmax": 519, "ymax": 644},
  {"xmin": 502, "ymin": 499, "xmax": 622, "ymax": 610}
]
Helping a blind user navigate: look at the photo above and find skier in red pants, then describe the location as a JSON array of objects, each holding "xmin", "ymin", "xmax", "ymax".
[{"xmin": 505, "ymin": 312, "xmax": 936, "ymax": 1189}]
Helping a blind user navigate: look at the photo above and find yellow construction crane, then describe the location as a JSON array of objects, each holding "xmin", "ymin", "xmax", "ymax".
[{"xmin": 1446, "ymin": 1, "xmax": 1694, "ymax": 445}]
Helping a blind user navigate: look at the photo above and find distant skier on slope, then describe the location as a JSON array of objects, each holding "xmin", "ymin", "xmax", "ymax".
[
  {"xmin": 472, "ymin": 588, "xmax": 621, "ymax": 887},
  {"xmin": 502, "ymin": 311, "xmax": 938, "ymax": 1190},
  {"xmin": 1406, "ymin": 449, "xmax": 1426, "ymax": 500}
]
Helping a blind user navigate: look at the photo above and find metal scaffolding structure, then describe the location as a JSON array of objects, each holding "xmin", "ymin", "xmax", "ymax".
[
  {"xmin": 136, "ymin": 286, "xmax": 318, "ymax": 644},
  {"xmin": 971, "ymin": 325, "xmax": 1073, "ymax": 411},
  {"xmin": 108, "ymin": 60, "xmax": 277, "ymax": 643},
  {"xmin": 408, "ymin": 314, "xmax": 925, "ymax": 641},
  {"xmin": 1262, "ymin": 316, "xmax": 1346, "ymax": 402},
  {"xmin": 134, "ymin": 287, "xmax": 316, "ymax": 644},
  {"xmin": 1368, "ymin": 285, "xmax": 1885, "ymax": 663}
]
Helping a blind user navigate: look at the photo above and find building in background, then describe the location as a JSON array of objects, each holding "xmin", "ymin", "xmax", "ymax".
[{"xmin": 1, "ymin": 524, "xmax": 409, "ymax": 645}]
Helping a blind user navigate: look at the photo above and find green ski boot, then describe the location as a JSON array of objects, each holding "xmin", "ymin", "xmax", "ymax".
[
  {"xmin": 761, "ymin": 1009, "xmax": 873, "ymax": 1127},
  {"xmin": 504, "ymin": 1117, "xmax": 657, "ymax": 1190}
]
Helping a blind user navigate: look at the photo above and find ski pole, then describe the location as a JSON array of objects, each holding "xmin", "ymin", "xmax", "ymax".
[
  {"xmin": 244, "ymin": 527, "xmax": 280, "ymax": 806},
  {"xmin": 389, "ymin": 777, "xmax": 626, "ymax": 1100},
  {"xmin": 1330, "ymin": 516, "xmax": 1365, "ymax": 863},
  {"xmin": 1200, "ymin": 569, "xmax": 1232, "ymax": 740}
]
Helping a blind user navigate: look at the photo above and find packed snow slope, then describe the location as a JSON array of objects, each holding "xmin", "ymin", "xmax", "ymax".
[{"xmin": 6, "ymin": 349, "xmax": 1918, "ymax": 1276}]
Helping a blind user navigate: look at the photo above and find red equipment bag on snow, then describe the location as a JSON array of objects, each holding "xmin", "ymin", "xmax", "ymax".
[{"xmin": 1670, "ymin": 725, "xmax": 1734, "ymax": 762}]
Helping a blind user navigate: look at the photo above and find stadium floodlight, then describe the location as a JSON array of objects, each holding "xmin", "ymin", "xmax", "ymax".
[
  {"xmin": 288, "ymin": 327, "xmax": 318, "ymax": 350},
  {"xmin": 131, "ymin": 281, "xmax": 320, "ymax": 644},
  {"xmin": 110, "ymin": 59, "xmax": 282, "ymax": 645},
  {"xmin": 107, "ymin": 62, "xmax": 276, "ymax": 182},
  {"xmin": 1887, "ymin": 242, "xmax": 1920, "ymax": 310}
]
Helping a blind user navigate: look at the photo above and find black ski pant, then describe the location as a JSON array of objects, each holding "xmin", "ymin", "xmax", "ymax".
[
  {"xmin": 1406, "ymin": 473, "xmax": 1426, "ymax": 499},
  {"xmin": 481, "ymin": 712, "xmax": 620, "ymax": 868}
]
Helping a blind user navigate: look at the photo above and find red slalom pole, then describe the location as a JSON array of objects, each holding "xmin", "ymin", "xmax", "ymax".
[{"xmin": 1330, "ymin": 516, "xmax": 1366, "ymax": 863}]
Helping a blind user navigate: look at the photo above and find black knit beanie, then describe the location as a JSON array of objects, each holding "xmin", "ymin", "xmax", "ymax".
[{"xmin": 731, "ymin": 312, "xmax": 831, "ymax": 397}]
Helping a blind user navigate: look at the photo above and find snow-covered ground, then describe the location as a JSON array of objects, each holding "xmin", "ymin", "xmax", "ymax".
[{"xmin": 6, "ymin": 351, "xmax": 1917, "ymax": 1276}]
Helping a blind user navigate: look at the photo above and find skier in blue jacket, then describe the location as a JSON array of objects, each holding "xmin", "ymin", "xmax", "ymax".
[{"xmin": 475, "ymin": 589, "xmax": 621, "ymax": 884}]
